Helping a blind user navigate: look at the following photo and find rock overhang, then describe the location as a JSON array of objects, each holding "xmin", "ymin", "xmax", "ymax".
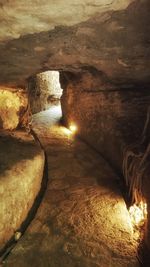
[{"xmin": 0, "ymin": 0, "xmax": 149, "ymax": 89}]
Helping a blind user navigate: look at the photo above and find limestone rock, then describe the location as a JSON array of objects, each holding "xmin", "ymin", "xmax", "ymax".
[
  {"xmin": 0, "ymin": 0, "xmax": 149, "ymax": 88},
  {"xmin": 3, "ymin": 107, "xmax": 140, "ymax": 267},
  {"xmin": 28, "ymin": 71, "xmax": 62, "ymax": 114},
  {"xmin": 60, "ymin": 70, "xmax": 150, "ymax": 173},
  {"xmin": 0, "ymin": 131, "xmax": 45, "ymax": 251},
  {"xmin": 0, "ymin": 87, "xmax": 28, "ymax": 130},
  {"xmin": 0, "ymin": 0, "xmax": 134, "ymax": 42}
]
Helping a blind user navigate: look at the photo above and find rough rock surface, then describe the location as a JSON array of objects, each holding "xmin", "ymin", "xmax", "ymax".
[
  {"xmin": 0, "ymin": 130, "xmax": 45, "ymax": 251},
  {"xmin": 0, "ymin": 0, "xmax": 149, "ymax": 88},
  {"xmin": 61, "ymin": 70, "xmax": 150, "ymax": 174},
  {"xmin": 60, "ymin": 70, "xmax": 150, "ymax": 258},
  {"xmin": 0, "ymin": 0, "xmax": 134, "ymax": 41},
  {"xmin": 3, "ymin": 106, "xmax": 140, "ymax": 267},
  {"xmin": 28, "ymin": 71, "xmax": 62, "ymax": 114},
  {"xmin": 0, "ymin": 87, "xmax": 28, "ymax": 130}
]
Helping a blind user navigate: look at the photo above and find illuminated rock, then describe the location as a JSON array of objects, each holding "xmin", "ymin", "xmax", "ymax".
[
  {"xmin": 3, "ymin": 107, "xmax": 140, "ymax": 267},
  {"xmin": 0, "ymin": 131, "xmax": 45, "ymax": 251},
  {"xmin": 0, "ymin": 87, "xmax": 28, "ymax": 130},
  {"xmin": 0, "ymin": 1, "xmax": 149, "ymax": 88}
]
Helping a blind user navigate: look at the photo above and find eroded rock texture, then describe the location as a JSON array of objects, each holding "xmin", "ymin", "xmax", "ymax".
[
  {"xmin": 61, "ymin": 69, "xmax": 150, "ymax": 173},
  {"xmin": 0, "ymin": 0, "xmax": 149, "ymax": 88},
  {"xmin": 0, "ymin": 0, "xmax": 150, "ymax": 264},
  {"xmin": 0, "ymin": 131, "xmax": 45, "ymax": 251},
  {"xmin": 0, "ymin": 87, "xmax": 29, "ymax": 130},
  {"xmin": 28, "ymin": 71, "xmax": 62, "ymax": 114},
  {"xmin": 60, "ymin": 68, "xmax": 150, "ymax": 261},
  {"xmin": 3, "ymin": 107, "xmax": 140, "ymax": 267},
  {"xmin": 0, "ymin": 0, "xmax": 134, "ymax": 41}
]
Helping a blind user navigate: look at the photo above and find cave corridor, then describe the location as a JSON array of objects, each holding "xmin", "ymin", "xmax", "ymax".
[{"xmin": 0, "ymin": 1, "xmax": 150, "ymax": 267}]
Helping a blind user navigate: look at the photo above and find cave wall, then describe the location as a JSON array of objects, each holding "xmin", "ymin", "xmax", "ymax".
[
  {"xmin": 0, "ymin": 131, "xmax": 45, "ymax": 251},
  {"xmin": 28, "ymin": 71, "xmax": 62, "ymax": 114},
  {"xmin": 0, "ymin": 87, "xmax": 29, "ymax": 130},
  {"xmin": 60, "ymin": 68, "xmax": 150, "ymax": 255},
  {"xmin": 60, "ymin": 69, "xmax": 150, "ymax": 174}
]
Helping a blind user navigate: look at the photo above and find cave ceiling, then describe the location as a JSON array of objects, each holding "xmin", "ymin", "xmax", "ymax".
[{"xmin": 0, "ymin": 0, "xmax": 149, "ymax": 89}]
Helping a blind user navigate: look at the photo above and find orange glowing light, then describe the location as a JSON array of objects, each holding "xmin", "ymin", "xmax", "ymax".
[{"xmin": 129, "ymin": 201, "xmax": 147, "ymax": 227}]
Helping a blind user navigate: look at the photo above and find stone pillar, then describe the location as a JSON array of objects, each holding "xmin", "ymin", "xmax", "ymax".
[{"xmin": 28, "ymin": 71, "xmax": 62, "ymax": 114}]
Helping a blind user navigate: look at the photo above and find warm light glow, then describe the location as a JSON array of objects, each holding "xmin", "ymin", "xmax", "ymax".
[
  {"xmin": 129, "ymin": 201, "xmax": 147, "ymax": 227},
  {"xmin": 62, "ymin": 127, "xmax": 71, "ymax": 136},
  {"xmin": 61, "ymin": 124, "xmax": 77, "ymax": 137},
  {"xmin": 69, "ymin": 124, "xmax": 77, "ymax": 133}
]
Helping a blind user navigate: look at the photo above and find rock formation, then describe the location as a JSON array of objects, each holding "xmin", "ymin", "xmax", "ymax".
[{"xmin": 0, "ymin": 0, "xmax": 150, "ymax": 265}]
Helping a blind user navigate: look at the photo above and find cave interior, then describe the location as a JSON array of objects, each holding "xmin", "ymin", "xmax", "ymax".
[{"xmin": 0, "ymin": 1, "xmax": 150, "ymax": 266}]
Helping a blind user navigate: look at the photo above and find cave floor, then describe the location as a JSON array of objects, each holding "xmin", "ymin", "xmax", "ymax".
[{"xmin": 4, "ymin": 105, "xmax": 140, "ymax": 267}]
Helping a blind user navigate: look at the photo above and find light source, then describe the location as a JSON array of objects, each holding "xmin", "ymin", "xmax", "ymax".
[
  {"xmin": 129, "ymin": 200, "xmax": 147, "ymax": 228},
  {"xmin": 62, "ymin": 127, "xmax": 71, "ymax": 136},
  {"xmin": 69, "ymin": 124, "xmax": 77, "ymax": 133}
]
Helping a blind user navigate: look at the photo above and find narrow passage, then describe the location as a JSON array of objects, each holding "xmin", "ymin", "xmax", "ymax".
[{"xmin": 4, "ymin": 106, "xmax": 140, "ymax": 267}]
